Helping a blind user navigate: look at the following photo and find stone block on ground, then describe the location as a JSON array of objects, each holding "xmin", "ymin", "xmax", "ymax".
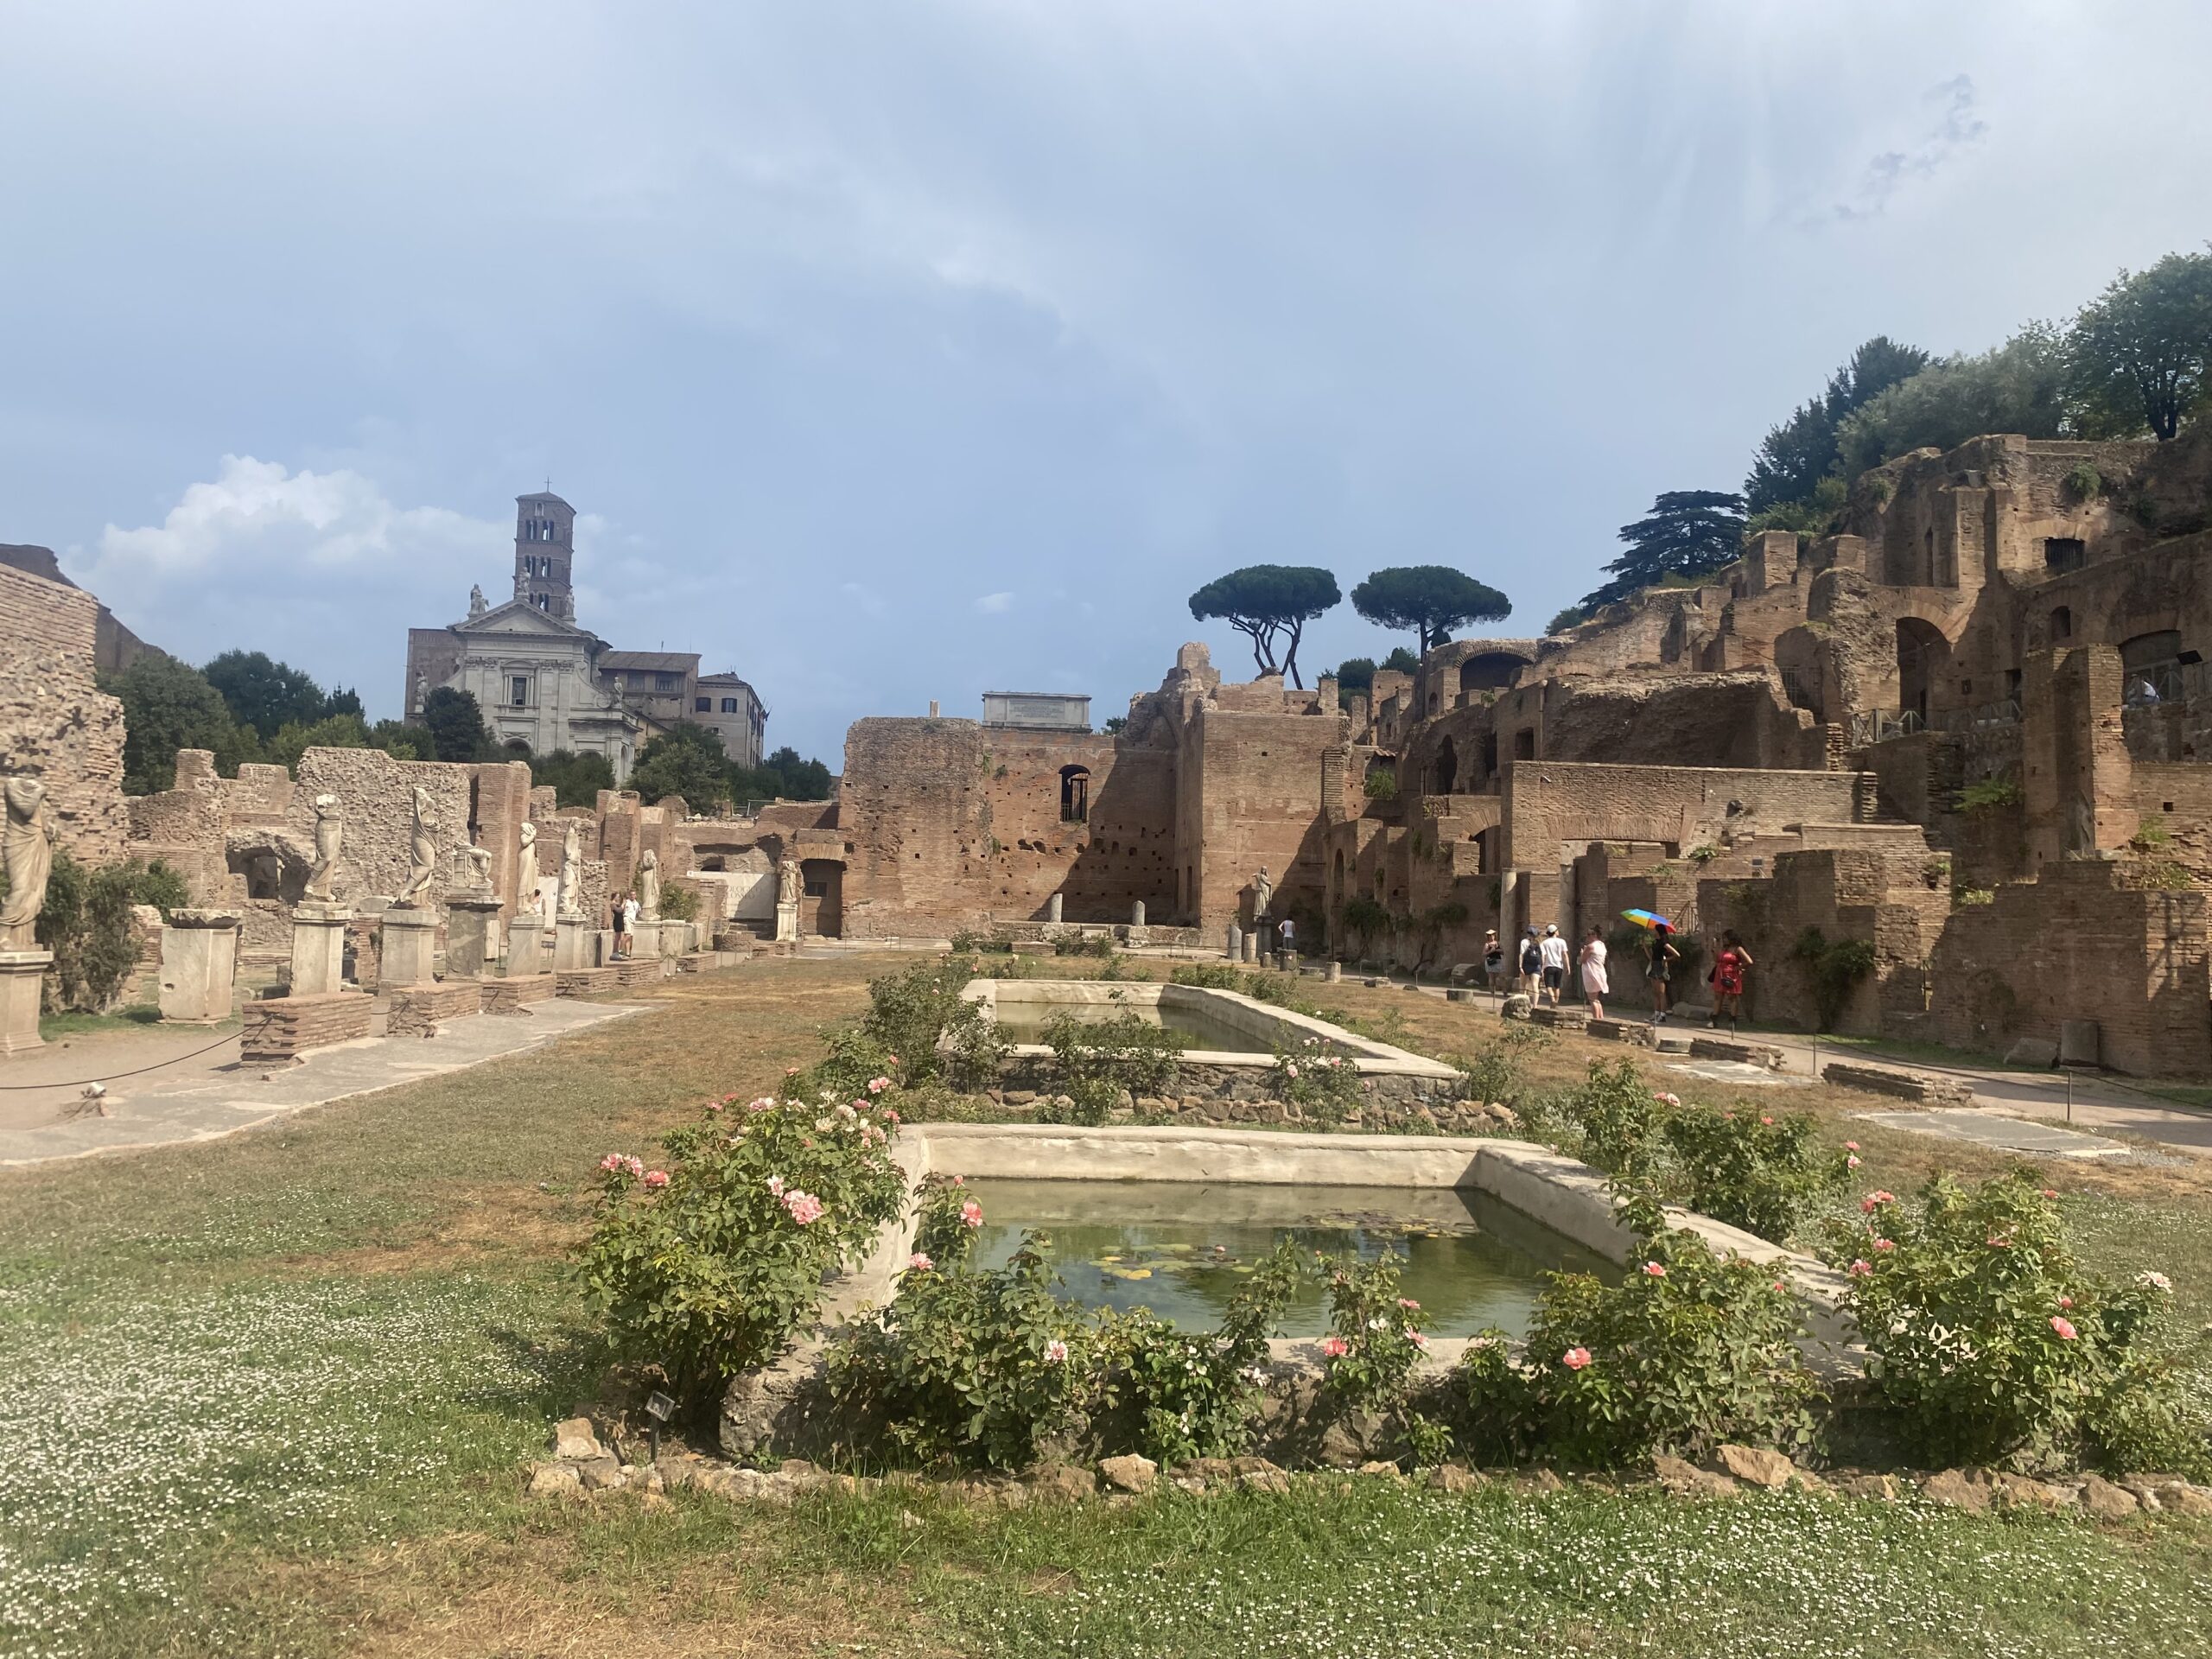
[
  {"xmin": 1586, "ymin": 1017, "xmax": 1645, "ymax": 1045},
  {"xmin": 385, "ymin": 980, "xmax": 481, "ymax": 1038},
  {"xmin": 1500, "ymin": 993, "xmax": 1532, "ymax": 1020},
  {"xmin": 239, "ymin": 989, "xmax": 374, "ymax": 1062},
  {"xmin": 1529, "ymin": 1007, "xmax": 1589, "ymax": 1031},
  {"xmin": 1821, "ymin": 1063, "xmax": 1975, "ymax": 1106},
  {"xmin": 1025, "ymin": 1463, "xmax": 1096, "ymax": 1503},
  {"xmin": 2004, "ymin": 1035, "xmax": 2060, "ymax": 1068},
  {"xmin": 2079, "ymin": 1472, "xmax": 2140, "ymax": 1520},
  {"xmin": 1920, "ymin": 1469, "xmax": 1992, "ymax": 1512},
  {"xmin": 480, "ymin": 974, "xmax": 556, "ymax": 1014},
  {"xmin": 1713, "ymin": 1445, "xmax": 1798, "ymax": 1488},
  {"xmin": 1653, "ymin": 1453, "xmax": 1738, "ymax": 1498},
  {"xmin": 615, "ymin": 957, "xmax": 664, "ymax": 988},
  {"xmin": 1688, "ymin": 1037, "xmax": 1787, "ymax": 1071},
  {"xmin": 1098, "ymin": 1453, "xmax": 1157, "ymax": 1495},
  {"xmin": 1426, "ymin": 1462, "xmax": 1480, "ymax": 1493},
  {"xmin": 553, "ymin": 1416, "xmax": 604, "ymax": 1460},
  {"xmin": 555, "ymin": 966, "xmax": 623, "ymax": 998}
]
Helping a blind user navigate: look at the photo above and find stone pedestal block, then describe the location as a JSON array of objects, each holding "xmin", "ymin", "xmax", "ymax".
[
  {"xmin": 1241, "ymin": 931, "xmax": 1258, "ymax": 963},
  {"xmin": 379, "ymin": 906, "xmax": 440, "ymax": 988},
  {"xmin": 628, "ymin": 920, "xmax": 664, "ymax": 962},
  {"xmin": 445, "ymin": 895, "xmax": 504, "ymax": 979},
  {"xmin": 505, "ymin": 914, "xmax": 547, "ymax": 977},
  {"xmin": 1130, "ymin": 900, "xmax": 1146, "ymax": 926},
  {"xmin": 774, "ymin": 902, "xmax": 798, "ymax": 944},
  {"xmin": 0, "ymin": 950, "xmax": 51, "ymax": 1055},
  {"xmin": 1324, "ymin": 962, "xmax": 1343, "ymax": 982},
  {"xmin": 1225, "ymin": 925, "xmax": 1243, "ymax": 960},
  {"xmin": 659, "ymin": 921, "xmax": 690, "ymax": 958},
  {"xmin": 290, "ymin": 902, "xmax": 353, "ymax": 997},
  {"xmin": 158, "ymin": 907, "xmax": 241, "ymax": 1023},
  {"xmin": 554, "ymin": 914, "xmax": 593, "ymax": 971},
  {"xmin": 1046, "ymin": 893, "xmax": 1064, "ymax": 924}
]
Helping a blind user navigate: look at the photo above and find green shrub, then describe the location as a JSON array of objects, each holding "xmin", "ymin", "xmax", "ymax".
[
  {"xmin": 1314, "ymin": 1249, "xmax": 1433, "ymax": 1416},
  {"xmin": 1957, "ymin": 777, "xmax": 2024, "ymax": 812},
  {"xmin": 1834, "ymin": 1171, "xmax": 2209, "ymax": 1473},
  {"xmin": 1170, "ymin": 963, "xmax": 1243, "ymax": 991},
  {"xmin": 1340, "ymin": 896, "xmax": 1391, "ymax": 951},
  {"xmin": 1454, "ymin": 1025, "xmax": 1549, "ymax": 1109},
  {"xmin": 1662, "ymin": 1105, "xmax": 1850, "ymax": 1243},
  {"xmin": 1056, "ymin": 931, "xmax": 1116, "ymax": 958},
  {"xmin": 1036, "ymin": 1007, "xmax": 1186, "ymax": 1124},
  {"xmin": 854, "ymin": 957, "xmax": 1007, "ymax": 1090},
  {"xmin": 1269, "ymin": 1036, "xmax": 1364, "ymax": 1124},
  {"xmin": 1487, "ymin": 1192, "xmax": 1821, "ymax": 1468},
  {"xmin": 1102, "ymin": 1243, "xmax": 1306, "ymax": 1465},
  {"xmin": 29, "ymin": 852, "xmax": 190, "ymax": 1013},
  {"xmin": 1363, "ymin": 768, "xmax": 1398, "ymax": 801},
  {"xmin": 2063, "ymin": 461, "xmax": 2103, "ymax": 501},
  {"xmin": 655, "ymin": 883, "xmax": 699, "ymax": 923},
  {"xmin": 582, "ymin": 1090, "xmax": 909, "ymax": 1402},
  {"xmin": 830, "ymin": 1230, "xmax": 1096, "ymax": 1470},
  {"xmin": 1791, "ymin": 927, "xmax": 1877, "ymax": 1031},
  {"xmin": 1559, "ymin": 1058, "xmax": 1671, "ymax": 1181}
]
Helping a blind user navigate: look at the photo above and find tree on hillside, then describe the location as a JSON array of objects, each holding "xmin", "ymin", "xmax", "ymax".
[
  {"xmin": 266, "ymin": 711, "xmax": 372, "ymax": 773},
  {"xmin": 1332, "ymin": 657, "xmax": 1377, "ymax": 697},
  {"xmin": 202, "ymin": 649, "xmax": 339, "ymax": 741},
  {"xmin": 531, "ymin": 748, "xmax": 617, "ymax": 809},
  {"xmin": 1349, "ymin": 567, "xmax": 1510, "ymax": 657},
  {"xmin": 2068, "ymin": 251, "xmax": 2212, "ymax": 442},
  {"xmin": 1578, "ymin": 492, "xmax": 1747, "ymax": 612},
  {"xmin": 630, "ymin": 722, "xmax": 733, "ymax": 809},
  {"xmin": 418, "ymin": 687, "xmax": 499, "ymax": 763},
  {"xmin": 1745, "ymin": 335, "xmax": 1931, "ymax": 515},
  {"xmin": 734, "ymin": 746, "xmax": 834, "ymax": 804},
  {"xmin": 100, "ymin": 655, "xmax": 256, "ymax": 794},
  {"xmin": 1187, "ymin": 565, "xmax": 1342, "ymax": 687},
  {"xmin": 1832, "ymin": 326, "xmax": 2069, "ymax": 480}
]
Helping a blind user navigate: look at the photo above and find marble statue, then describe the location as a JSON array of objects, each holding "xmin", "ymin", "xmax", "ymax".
[
  {"xmin": 468, "ymin": 583, "xmax": 486, "ymax": 616},
  {"xmin": 398, "ymin": 785, "xmax": 437, "ymax": 905},
  {"xmin": 557, "ymin": 822, "xmax": 583, "ymax": 917},
  {"xmin": 1251, "ymin": 866, "xmax": 1273, "ymax": 920},
  {"xmin": 777, "ymin": 858, "xmax": 801, "ymax": 908},
  {"xmin": 515, "ymin": 822, "xmax": 541, "ymax": 914},
  {"xmin": 637, "ymin": 849, "xmax": 661, "ymax": 921},
  {"xmin": 0, "ymin": 776, "xmax": 54, "ymax": 944},
  {"xmin": 304, "ymin": 792, "xmax": 342, "ymax": 900},
  {"xmin": 458, "ymin": 840, "xmax": 493, "ymax": 890}
]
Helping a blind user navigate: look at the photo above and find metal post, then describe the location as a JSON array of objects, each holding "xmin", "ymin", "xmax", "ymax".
[{"xmin": 2066, "ymin": 1066, "xmax": 2073, "ymax": 1126}]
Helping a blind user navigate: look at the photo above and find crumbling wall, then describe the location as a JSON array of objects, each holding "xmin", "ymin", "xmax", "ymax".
[
  {"xmin": 292, "ymin": 747, "xmax": 475, "ymax": 913},
  {"xmin": 1184, "ymin": 705, "xmax": 1343, "ymax": 931},
  {"xmin": 839, "ymin": 717, "xmax": 994, "ymax": 938},
  {"xmin": 1500, "ymin": 760, "xmax": 1867, "ymax": 870},
  {"xmin": 0, "ymin": 562, "xmax": 129, "ymax": 866},
  {"xmin": 1929, "ymin": 859, "xmax": 2209, "ymax": 1075},
  {"xmin": 976, "ymin": 731, "xmax": 1175, "ymax": 924}
]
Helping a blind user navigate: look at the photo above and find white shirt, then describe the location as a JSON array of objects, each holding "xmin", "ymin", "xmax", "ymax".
[
  {"xmin": 622, "ymin": 899, "xmax": 640, "ymax": 927},
  {"xmin": 1539, "ymin": 934, "xmax": 1569, "ymax": 970}
]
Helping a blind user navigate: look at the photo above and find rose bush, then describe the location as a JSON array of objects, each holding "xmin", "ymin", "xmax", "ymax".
[
  {"xmin": 1834, "ymin": 1170, "xmax": 2209, "ymax": 1472},
  {"xmin": 1270, "ymin": 1037, "xmax": 1364, "ymax": 1124},
  {"xmin": 582, "ymin": 1090, "xmax": 908, "ymax": 1402},
  {"xmin": 1661, "ymin": 1104, "xmax": 1850, "ymax": 1242}
]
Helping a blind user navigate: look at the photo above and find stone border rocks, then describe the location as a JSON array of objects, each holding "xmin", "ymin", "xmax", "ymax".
[{"xmin": 1821, "ymin": 1063, "xmax": 1976, "ymax": 1106}]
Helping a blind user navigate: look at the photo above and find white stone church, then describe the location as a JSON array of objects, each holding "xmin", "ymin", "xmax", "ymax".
[{"xmin": 402, "ymin": 492, "xmax": 766, "ymax": 783}]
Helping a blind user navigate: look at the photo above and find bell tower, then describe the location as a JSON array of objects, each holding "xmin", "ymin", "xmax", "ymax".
[{"xmin": 512, "ymin": 491, "xmax": 576, "ymax": 622}]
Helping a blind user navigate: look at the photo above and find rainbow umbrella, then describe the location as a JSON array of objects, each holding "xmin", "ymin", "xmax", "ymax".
[{"xmin": 1620, "ymin": 908, "xmax": 1671, "ymax": 930}]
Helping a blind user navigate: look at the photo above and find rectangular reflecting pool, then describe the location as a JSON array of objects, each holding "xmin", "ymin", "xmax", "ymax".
[
  {"xmin": 982, "ymin": 1001, "xmax": 1266, "ymax": 1052},
  {"xmin": 959, "ymin": 1178, "xmax": 1616, "ymax": 1338}
]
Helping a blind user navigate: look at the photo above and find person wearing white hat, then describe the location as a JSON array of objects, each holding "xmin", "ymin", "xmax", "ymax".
[{"xmin": 1537, "ymin": 924, "xmax": 1569, "ymax": 1007}]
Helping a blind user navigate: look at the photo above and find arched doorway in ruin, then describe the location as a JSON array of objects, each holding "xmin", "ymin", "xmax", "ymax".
[{"xmin": 1897, "ymin": 618, "xmax": 1950, "ymax": 725}]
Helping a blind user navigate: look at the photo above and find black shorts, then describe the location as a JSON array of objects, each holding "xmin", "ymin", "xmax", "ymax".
[{"xmin": 1542, "ymin": 965, "xmax": 1565, "ymax": 989}]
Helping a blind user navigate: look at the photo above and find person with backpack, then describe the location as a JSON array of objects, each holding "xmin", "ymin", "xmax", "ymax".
[
  {"xmin": 1518, "ymin": 927, "xmax": 1542, "ymax": 998},
  {"xmin": 1537, "ymin": 924, "xmax": 1569, "ymax": 1007},
  {"xmin": 1710, "ymin": 931, "xmax": 1753, "ymax": 1031},
  {"xmin": 1646, "ymin": 921, "xmax": 1681, "ymax": 1026}
]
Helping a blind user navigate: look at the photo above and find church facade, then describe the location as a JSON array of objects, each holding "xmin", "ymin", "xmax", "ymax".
[{"xmin": 402, "ymin": 492, "xmax": 766, "ymax": 782}]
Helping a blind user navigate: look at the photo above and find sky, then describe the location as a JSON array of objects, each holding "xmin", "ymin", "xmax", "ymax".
[{"xmin": 5, "ymin": 3, "xmax": 2211, "ymax": 763}]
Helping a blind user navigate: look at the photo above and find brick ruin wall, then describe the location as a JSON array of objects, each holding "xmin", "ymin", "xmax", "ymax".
[
  {"xmin": 1500, "ymin": 760, "xmax": 1868, "ymax": 871},
  {"xmin": 1184, "ymin": 707, "xmax": 1343, "ymax": 931},
  {"xmin": 0, "ymin": 563, "xmax": 129, "ymax": 867},
  {"xmin": 839, "ymin": 718, "xmax": 995, "ymax": 938}
]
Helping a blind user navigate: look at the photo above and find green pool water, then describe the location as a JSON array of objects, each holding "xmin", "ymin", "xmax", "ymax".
[
  {"xmin": 986, "ymin": 1001, "xmax": 1272, "ymax": 1053},
  {"xmin": 960, "ymin": 1179, "xmax": 1614, "ymax": 1338}
]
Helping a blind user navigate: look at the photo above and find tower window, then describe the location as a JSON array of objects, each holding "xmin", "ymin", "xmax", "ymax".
[
  {"xmin": 721, "ymin": 696, "xmax": 740, "ymax": 713},
  {"xmin": 511, "ymin": 676, "xmax": 531, "ymax": 707}
]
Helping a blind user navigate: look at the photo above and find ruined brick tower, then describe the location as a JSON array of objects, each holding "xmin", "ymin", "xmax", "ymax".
[{"xmin": 512, "ymin": 491, "xmax": 575, "ymax": 621}]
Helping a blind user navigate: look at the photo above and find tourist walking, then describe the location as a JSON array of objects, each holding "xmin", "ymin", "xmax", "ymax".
[
  {"xmin": 1537, "ymin": 924, "xmax": 1569, "ymax": 1007},
  {"xmin": 1579, "ymin": 926, "xmax": 1609, "ymax": 1020},
  {"xmin": 1482, "ymin": 929, "xmax": 1505, "ymax": 990},
  {"xmin": 1711, "ymin": 931, "xmax": 1753, "ymax": 1032},
  {"xmin": 1646, "ymin": 920, "xmax": 1681, "ymax": 1025},
  {"xmin": 609, "ymin": 890, "xmax": 628, "ymax": 959},
  {"xmin": 1518, "ymin": 927, "xmax": 1542, "ymax": 999}
]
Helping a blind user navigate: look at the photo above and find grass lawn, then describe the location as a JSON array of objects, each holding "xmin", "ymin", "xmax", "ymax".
[
  {"xmin": 3, "ymin": 956, "xmax": 2209, "ymax": 1656},
  {"xmin": 37, "ymin": 1002, "xmax": 170, "ymax": 1039}
]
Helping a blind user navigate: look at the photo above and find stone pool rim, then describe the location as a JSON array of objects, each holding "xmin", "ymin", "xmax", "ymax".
[{"xmin": 962, "ymin": 977, "xmax": 1461, "ymax": 1082}]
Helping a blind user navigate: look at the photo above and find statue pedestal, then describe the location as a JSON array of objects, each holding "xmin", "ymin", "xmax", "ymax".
[
  {"xmin": 0, "ymin": 950, "xmax": 51, "ymax": 1055},
  {"xmin": 379, "ymin": 906, "xmax": 440, "ymax": 988},
  {"xmin": 290, "ymin": 902, "xmax": 354, "ymax": 996},
  {"xmin": 1241, "ymin": 931, "xmax": 1259, "ymax": 963},
  {"xmin": 503, "ymin": 913, "xmax": 547, "ymax": 976},
  {"xmin": 774, "ymin": 902, "xmax": 799, "ymax": 944},
  {"xmin": 158, "ymin": 907, "xmax": 241, "ymax": 1023},
  {"xmin": 659, "ymin": 921, "xmax": 690, "ymax": 959},
  {"xmin": 1225, "ymin": 925, "xmax": 1242, "ymax": 960},
  {"xmin": 554, "ymin": 914, "xmax": 593, "ymax": 971},
  {"xmin": 444, "ymin": 893, "xmax": 504, "ymax": 979},
  {"xmin": 628, "ymin": 920, "xmax": 664, "ymax": 962}
]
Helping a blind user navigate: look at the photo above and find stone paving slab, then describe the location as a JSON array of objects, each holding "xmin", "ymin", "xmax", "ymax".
[
  {"xmin": 0, "ymin": 1000, "xmax": 651, "ymax": 1168},
  {"xmin": 1853, "ymin": 1108, "xmax": 2131, "ymax": 1160},
  {"xmin": 1664, "ymin": 1059, "xmax": 1808, "ymax": 1090}
]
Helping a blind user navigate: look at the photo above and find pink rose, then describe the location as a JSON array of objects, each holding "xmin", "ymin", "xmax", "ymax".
[
  {"xmin": 868, "ymin": 1077, "xmax": 893, "ymax": 1094},
  {"xmin": 784, "ymin": 1190, "xmax": 824, "ymax": 1225},
  {"xmin": 1847, "ymin": 1260, "xmax": 1872, "ymax": 1277},
  {"xmin": 883, "ymin": 1108, "xmax": 901, "ymax": 1125},
  {"xmin": 1561, "ymin": 1347, "xmax": 1592, "ymax": 1371},
  {"xmin": 960, "ymin": 1200, "xmax": 983, "ymax": 1229},
  {"xmin": 1847, "ymin": 1155, "xmax": 1862, "ymax": 1169},
  {"xmin": 1872, "ymin": 1238, "xmax": 1895, "ymax": 1252},
  {"xmin": 1642, "ymin": 1262, "xmax": 1667, "ymax": 1278},
  {"xmin": 1772, "ymin": 1280, "xmax": 1789, "ymax": 1294},
  {"xmin": 1044, "ymin": 1338, "xmax": 1068, "ymax": 1364},
  {"xmin": 766, "ymin": 1176, "xmax": 785, "ymax": 1197},
  {"xmin": 2040, "ymin": 1187, "xmax": 2059, "ymax": 1199},
  {"xmin": 2057, "ymin": 1294, "xmax": 2073, "ymax": 1309},
  {"xmin": 1396, "ymin": 1298, "xmax": 1421, "ymax": 1310},
  {"xmin": 907, "ymin": 1252, "xmax": 934, "ymax": 1271},
  {"xmin": 1759, "ymin": 1116, "xmax": 1773, "ymax": 1126},
  {"xmin": 785, "ymin": 1066, "xmax": 801, "ymax": 1077},
  {"xmin": 1844, "ymin": 1141, "xmax": 1859, "ymax": 1152},
  {"xmin": 1406, "ymin": 1329, "xmax": 1428, "ymax": 1348},
  {"xmin": 642, "ymin": 1170, "xmax": 669, "ymax": 1190},
  {"xmin": 598, "ymin": 1153, "xmax": 626, "ymax": 1173},
  {"xmin": 2050, "ymin": 1316, "xmax": 2077, "ymax": 1341},
  {"xmin": 1861, "ymin": 1192, "xmax": 1896, "ymax": 1213},
  {"xmin": 1320, "ymin": 1336, "xmax": 1349, "ymax": 1359}
]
